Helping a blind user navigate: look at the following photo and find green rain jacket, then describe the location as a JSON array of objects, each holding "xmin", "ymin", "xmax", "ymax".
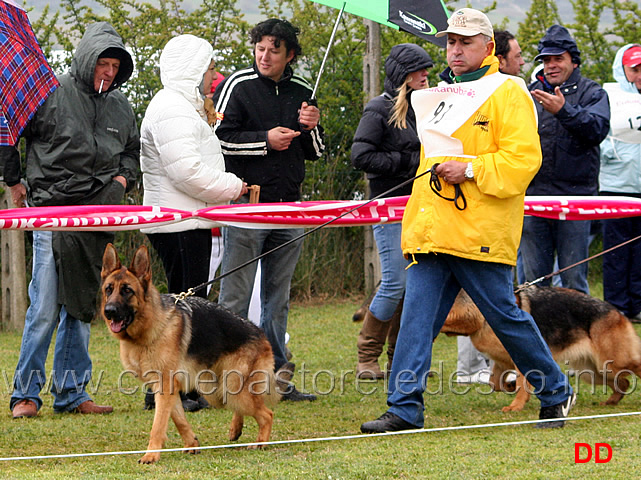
[{"xmin": 2, "ymin": 22, "xmax": 140, "ymax": 322}]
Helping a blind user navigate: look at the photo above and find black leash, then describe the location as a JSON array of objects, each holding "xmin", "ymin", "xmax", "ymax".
[
  {"xmin": 515, "ymin": 231, "xmax": 641, "ymax": 294},
  {"xmin": 170, "ymin": 159, "xmax": 640, "ymax": 300},
  {"xmin": 177, "ymin": 168, "xmax": 428, "ymax": 298},
  {"xmin": 429, "ymin": 164, "xmax": 467, "ymax": 211},
  {"xmin": 175, "ymin": 164, "xmax": 467, "ymax": 300}
]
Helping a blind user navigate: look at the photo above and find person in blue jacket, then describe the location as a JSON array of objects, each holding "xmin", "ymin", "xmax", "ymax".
[
  {"xmin": 519, "ymin": 25, "xmax": 610, "ymax": 294},
  {"xmin": 599, "ymin": 44, "xmax": 641, "ymax": 321}
]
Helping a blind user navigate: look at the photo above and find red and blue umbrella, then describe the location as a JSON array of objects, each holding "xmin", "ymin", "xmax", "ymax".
[{"xmin": 0, "ymin": 0, "xmax": 58, "ymax": 146}]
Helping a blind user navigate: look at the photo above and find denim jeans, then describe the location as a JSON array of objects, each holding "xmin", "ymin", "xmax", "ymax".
[
  {"xmin": 10, "ymin": 231, "xmax": 92, "ymax": 412},
  {"xmin": 370, "ymin": 223, "xmax": 408, "ymax": 321},
  {"xmin": 387, "ymin": 253, "xmax": 572, "ymax": 427},
  {"xmin": 219, "ymin": 226, "xmax": 303, "ymax": 370},
  {"xmin": 519, "ymin": 216, "xmax": 591, "ymax": 294},
  {"xmin": 602, "ymin": 217, "xmax": 641, "ymax": 317}
]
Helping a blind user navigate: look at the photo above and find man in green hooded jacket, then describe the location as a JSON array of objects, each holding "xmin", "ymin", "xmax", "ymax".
[{"xmin": 1, "ymin": 22, "xmax": 139, "ymax": 418}]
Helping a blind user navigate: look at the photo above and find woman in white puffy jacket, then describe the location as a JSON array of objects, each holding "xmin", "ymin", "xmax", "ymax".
[{"xmin": 141, "ymin": 34, "xmax": 247, "ymax": 298}]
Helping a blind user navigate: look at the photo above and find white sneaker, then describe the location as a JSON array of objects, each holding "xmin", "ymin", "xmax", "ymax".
[
  {"xmin": 505, "ymin": 372, "xmax": 517, "ymax": 383},
  {"xmin": 455, "ymin": 369, "xmax": 491, "ymax": 385}
]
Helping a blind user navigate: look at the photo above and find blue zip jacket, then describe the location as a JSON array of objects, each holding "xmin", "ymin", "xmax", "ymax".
[{"xmin": 527, "ymin": 67, "xmax": 610, "ymax": 196}]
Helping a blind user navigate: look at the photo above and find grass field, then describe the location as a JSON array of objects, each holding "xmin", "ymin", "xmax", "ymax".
[{"xmin": 1, "ymin": 297, "xmax": 640, "ymax": 479}]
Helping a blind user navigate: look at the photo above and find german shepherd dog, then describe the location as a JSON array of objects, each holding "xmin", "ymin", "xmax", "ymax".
[
  {"xmin": 100, "ymin": 244, "xmax": 287, "ymax": 464},
  {"xmin": 442, "ymin": 285, "xmax": 641, "ymax": 412}
]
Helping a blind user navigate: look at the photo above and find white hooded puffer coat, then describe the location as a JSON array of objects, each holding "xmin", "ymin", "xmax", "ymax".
[{"xmin": 140, "ymin": 34, "xmax": 243, "ymax": 233}]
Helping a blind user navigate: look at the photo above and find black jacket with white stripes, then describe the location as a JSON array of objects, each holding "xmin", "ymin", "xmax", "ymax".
[{"xmin": 213, "ymin": 62, "xmax": 325, "ymax": 203}]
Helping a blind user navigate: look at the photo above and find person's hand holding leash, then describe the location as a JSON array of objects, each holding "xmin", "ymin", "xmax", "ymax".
[{"xmin": 435, "ymin": 160, "xmax": 469, "ymax": 184}]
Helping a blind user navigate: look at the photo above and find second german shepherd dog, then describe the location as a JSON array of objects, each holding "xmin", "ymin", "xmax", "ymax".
[
  {"xmin": 100, "ymin": 243, "xmax": 287, "ymax": 464},
  {"xmin": 442, "ymin": 285, "xmax": 641, "ymax": 412}
]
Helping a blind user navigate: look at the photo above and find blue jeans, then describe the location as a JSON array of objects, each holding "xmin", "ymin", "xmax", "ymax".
[
  {"xmin": 519, "ymin": 216, "xmax": 591, "ymax": 294},
  {"xmin": 219, "ymin": 226, "xmax": 303, "ymax": 370},
  {"xmin": 10, "ymin": 231, "xmax": 93, "ymax": 412},
  {"xmin": 370, "ymin": 223, "xmax": 408, "ymax": 320},
  {"xmin": 387, "ymin": 254, "xmax": 572, "ymax": 427}
]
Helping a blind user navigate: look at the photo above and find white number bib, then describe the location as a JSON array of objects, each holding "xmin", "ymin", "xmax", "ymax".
[
  {"xmin": 411, "ymin": 73, "xmax": 518, "ymax": 158},
  {"xmin": 604, "ymin": 83, "xmax": 641, "ymax": 144}
]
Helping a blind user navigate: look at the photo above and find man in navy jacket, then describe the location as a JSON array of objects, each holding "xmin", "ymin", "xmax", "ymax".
[{"xmin": 519, "ymin": 25, "xmax": 610, "ymax": 293}]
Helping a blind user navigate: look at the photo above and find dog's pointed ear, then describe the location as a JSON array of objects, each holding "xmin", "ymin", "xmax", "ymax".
[
  {"xmin": 130, "ymin": 245, "xmax": 153, "ymax": 287},
  {"xmin": 101, "ymin": 243, "xmax": 121, "ymax": 280}
]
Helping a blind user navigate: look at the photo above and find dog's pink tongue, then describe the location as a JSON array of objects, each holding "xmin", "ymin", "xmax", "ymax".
[{"xmin": 110, "ymin": 320, "xmax": 125, "ymax": 333}]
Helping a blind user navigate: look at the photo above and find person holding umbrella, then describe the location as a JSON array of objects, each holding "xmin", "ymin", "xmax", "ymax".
[
  {"xmin": 2, "ymin": 22, "xmax": 139, "ymax": 418},
  {"xmin": 212, "ymin": 18, "xmax": 325, "ymax": 402},
  {"xmin": 351, "ymin": 43, "xmax": 433, "ymax": 379},
  {"xmin": 361, "ymin": 8, "xmax": 574, "ymax": 433}
]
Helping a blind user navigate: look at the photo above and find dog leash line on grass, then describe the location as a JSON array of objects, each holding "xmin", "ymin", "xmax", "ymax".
[{"xmin": 2, "ymin": 411, "xmax": 640, "ymax": 462}]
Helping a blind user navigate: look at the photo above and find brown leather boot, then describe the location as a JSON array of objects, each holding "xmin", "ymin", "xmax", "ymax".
[
  {"xmin": 385, "ymin": 299, "xmax": 403, "ymax": 372},
  {"xmin": 357, "ymin": 310, "xmax": 391, "ymax": 379}
]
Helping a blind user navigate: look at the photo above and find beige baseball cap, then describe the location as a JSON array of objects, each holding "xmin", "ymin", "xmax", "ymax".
[{"xmin": 435, "ymin": 8, "xmax": 494, "ymax": 38}]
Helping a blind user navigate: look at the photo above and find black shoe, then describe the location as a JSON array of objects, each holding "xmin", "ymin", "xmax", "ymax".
[
  {"xmin": 195, "ymin": 395, "xmax": 210, "ymax": 410},
  {"xmin": 143, "ymin": 389, "xmax": 155, "ymax": 410},
  {"xmin": 536, "ymin": 392, "xmax": 576, "ymax": 429},
  {"xmin": 181, "ymin": 396, "xmax": 201, "ymax": 412},
  {"xmin": 281, "ymin": 385, "xmax": 317, "ymax": 402},
  {"xmin": 360, "ymin": 411, "xmax": 419, "ymax": 433},
  {"xmin": 181, "ymin": 391, "xmax": 210, "ymax": 412},
  {"xmin": 143, "ymin": 389, "xmax": 210, "ymax": 412}
]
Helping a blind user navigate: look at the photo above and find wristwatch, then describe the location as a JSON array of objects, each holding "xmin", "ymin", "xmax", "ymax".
[{"xmin": 464, "ymin": 162, "xmax": 474, "ymax": 180}]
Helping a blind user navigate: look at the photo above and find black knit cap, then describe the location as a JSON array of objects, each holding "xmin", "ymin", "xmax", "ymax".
[
  {"xmin": 384, "ymin": 43, "xmax": 433, "ymax": 93},
  {"xmin": 99, "ymin": 46, "xmax": 126, "ymax": 61},
  {"xmin": 97, "ymin": 46, "xmax": 134, "ymax": 89}
]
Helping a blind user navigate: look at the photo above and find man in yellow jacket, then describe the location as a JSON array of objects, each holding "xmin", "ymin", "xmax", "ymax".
[{"xmin": 361, "ymin": 8, "xmax": 575, "ymax": 433}]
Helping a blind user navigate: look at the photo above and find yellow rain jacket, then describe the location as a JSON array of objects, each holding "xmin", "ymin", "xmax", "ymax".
[{"xmin": 402, "ymin": 56, "xmax": 541, "ymax": 266}]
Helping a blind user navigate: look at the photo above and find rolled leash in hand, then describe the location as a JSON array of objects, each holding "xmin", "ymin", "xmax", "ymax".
[{"xmin": 429, "ymin": 163, "xmax": 467, "ymax": 211}]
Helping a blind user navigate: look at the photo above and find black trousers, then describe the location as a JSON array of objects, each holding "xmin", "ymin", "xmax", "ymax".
[{"xmin": 147, "ymin": 229, "xmax": 212, "ymax": 298}]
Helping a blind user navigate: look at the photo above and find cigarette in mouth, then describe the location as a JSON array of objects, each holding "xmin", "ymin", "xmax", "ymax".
[{"xmin": 99, "ymin": 79, "xmax": 105, "ymax": 94}]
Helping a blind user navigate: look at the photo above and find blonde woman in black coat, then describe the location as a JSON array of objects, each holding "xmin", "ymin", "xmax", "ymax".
[{"xmin": 351, "ymin": 43, "xmax": 433, "ymax": 379}]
